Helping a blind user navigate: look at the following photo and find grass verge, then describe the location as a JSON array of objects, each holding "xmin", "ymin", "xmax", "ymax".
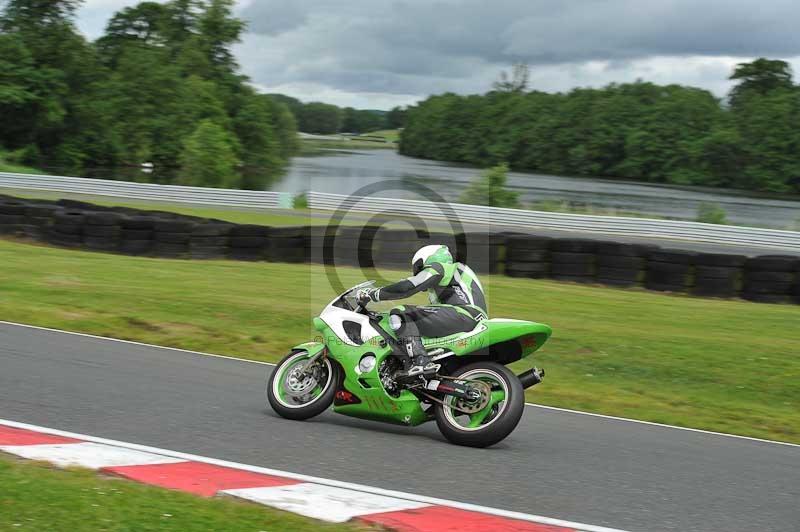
[
  {"xmin": 0, "ymin": 454, "xmax": 372, "ymax": 532},
  {"xmin": 0, "ymin": 152, "xmax": 44, "ymax": 175},
  {"xmin": 0, "ymin": 239, "xmax": 798, "ymax": 443}
]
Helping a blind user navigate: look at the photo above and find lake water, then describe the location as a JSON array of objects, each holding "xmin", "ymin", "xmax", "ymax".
[
  {"xmin": 42, "ymin": 149, "xmax": 800, "ymax": 229},
  {"xmin": 274, "ymin": 149, "xmax": 800, "ymax": 230}
]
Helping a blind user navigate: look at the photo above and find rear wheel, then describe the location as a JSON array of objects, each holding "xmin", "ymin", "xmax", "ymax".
[
  {"xmin": 267, "ymin": 350, "xmax": 339, "ymax": 420},
  {"xmin": 434, "ymin": 361, "xmax": 524, "ymax": 448}
]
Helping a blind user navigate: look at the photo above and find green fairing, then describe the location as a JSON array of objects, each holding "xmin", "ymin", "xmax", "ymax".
[{"xmin": 304, "ymin": 313, "xmax": 550, "ymax": 427}]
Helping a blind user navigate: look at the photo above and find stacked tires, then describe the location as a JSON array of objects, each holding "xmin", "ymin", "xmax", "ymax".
[
  {"xmin": 550, "ymin": 239, "xmax": 596, "ymax": 283},
  {"xmin": 152, "ymin": 219, "xmax": 194, "ymax": 258},
  {"xmin": 455, "ymin": 232, "xmax": 506, "ymax": 274},
  {"xmin": 269, "ymin": 226, "xmax": 307, "ymax": 264},
  {"xmin": 228, "ymin": 225, "xmax": 269, "ymax": 261},
  {"xmin": 48, "ymin": 210, "xmax": 85, "ymax": 248},
  {"xmin": 120, "ymin": 216, "xmax": 154, "ymax": 255},
  {"xmin": 504, "ymin": 235, "xmax": 551, "ymax": 278},
  {"xmin": 594, "ymin": 242, "xmax": 652, "ymax": 287},
  {"xmin": 329, "ymin": 226, "xmax": 379, "ymax": 268},
  {"xmin": 742, "ymin": 255, "xmax": 800, "ymax": 304},
  {"xmin": 645, "ymin": 249, "xmax": 695, "ymax": 293},
  {"xmin": 0, "ymin": 199, "xmax": 29, "ymax": 237},
  {"xmin": 23, "ymin": 203, "xmax": 60, "ymax": 239},
  {"xmin": 190, "ymin": 222, "xmax": 232, "ymax": 259},
  {"xmin": 83, "ymin": 212, "xmax": 123, "ymax": 252},
  {"xmin": 373, "ymin": 229, "xmax": 427, "ymax": 269},
  {"xmin": 691, "ymin": 253, "xmax": 745, "ymax": 298}
]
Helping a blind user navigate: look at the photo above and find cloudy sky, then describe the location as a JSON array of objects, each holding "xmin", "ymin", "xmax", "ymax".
[{"xmin": 76, "ymin": 0, "xmax": 800, "ymax": 109}]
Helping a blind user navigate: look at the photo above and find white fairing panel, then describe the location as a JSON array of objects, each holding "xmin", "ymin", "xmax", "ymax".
[{"xmin": 319, "ymin": 305, "xmax": 383, "ymax": 347}]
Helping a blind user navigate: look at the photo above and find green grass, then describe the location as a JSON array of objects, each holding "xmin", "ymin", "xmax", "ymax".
[
  {"xmin": 298, "ymin": 138, "xmax": 395, "ymax": 155},
  {"xmin": 0, "ymin": 239, "xmax": 798, "ymax": 443},
  {"xmin": 359, "ymin": 129, "xmax": 401, "ymax": 143},
  {"xmin": 0, "ymin": 151, "xmax": 43, "ymax": 175},
  {"xmin": 0, "ymin": 455, "xmax": 373, "ymax": 532}
]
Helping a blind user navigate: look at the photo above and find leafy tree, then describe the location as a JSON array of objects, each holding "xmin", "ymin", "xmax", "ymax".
[
  {"xmin": 197, "ymin": 0, "xmax": 243, "ymax": 78},
  {"xmin": 298, "ymin": 102, "xmax": 342, "ymax": 134},
  {"xmin": 387, "ymin": 106, "xmax": 407, "ymax": 128},
  {"xmin": 460, "ymin": 163, "xmax": 520, "ymax": 208},
  {"xmin": 179, "ymin": 119, "xmax": 240, "ymax": 187},
  {"xmin": 729, "ymin": 58, "xmax": 793, "ymax": 108},
  {"xmin": 263, "ymin": 97, "xmax": 298, "ymax": 158},
  {"xmin": 493, "ymin": 63, "xmax": 529, "ymax": 93},
  {"xmin": 96, "ymin": 2, "xmax": 167, "ymax": 66}
]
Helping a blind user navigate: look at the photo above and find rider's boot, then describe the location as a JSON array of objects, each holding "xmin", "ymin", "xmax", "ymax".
[{"xmin": 399, "ymin": 336, "xmax": 439, "ymax": 378}]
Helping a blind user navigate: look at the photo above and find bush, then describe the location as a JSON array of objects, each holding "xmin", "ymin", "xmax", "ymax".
[
  {"xmin": 460, "ymin": 163, "xmax": 520, "ymax": 208},
  {"xmin": 696, "ymin": 203, "xmax": 728, "ymax": 224}
]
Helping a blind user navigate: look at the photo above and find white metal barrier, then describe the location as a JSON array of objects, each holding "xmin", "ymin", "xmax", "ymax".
[
  {"xmin": 308, "ymin": 191, "xmax": 800, "ymax": 252},
  {"xmin": 0, "ymin": 172, "xmax": 291, "ymax": 209},
  {"xmin": 1, "ymin": 172, "xmax": 797, "ymax": 251}
]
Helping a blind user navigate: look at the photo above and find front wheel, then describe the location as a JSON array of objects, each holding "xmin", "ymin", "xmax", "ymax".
[
  {"xmin": 267, "ymin": 350, "xmax": 340, "ymax": 420},
  {"xmin": 434, "ymin": 361, "xmax": 525, "ymax": 448}
]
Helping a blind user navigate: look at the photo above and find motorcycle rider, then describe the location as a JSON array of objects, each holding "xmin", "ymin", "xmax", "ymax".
[{"xmin": 357, "ymin": 244, "xmax": 487, "ymax": 376}]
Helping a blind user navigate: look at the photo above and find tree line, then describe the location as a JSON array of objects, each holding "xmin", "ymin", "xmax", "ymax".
[
  {"xmin": 270, "ymin": 94, "xmax": 407, "ymax": 135},
  {"xmin": 0, "ymin": 0, "xmax": 298, "ymax": 189},
  {"xmin": 400, "ymin": 59, "xmax": 800, "ymax": 193}
]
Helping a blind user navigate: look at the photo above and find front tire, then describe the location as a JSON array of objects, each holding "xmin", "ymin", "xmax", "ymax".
[
  {"xmin": 434, "ymin": 361, "xmax": 525, "ymax": 448},
  {"xmin": 267, "ymin": 350, "xmax": 340, "ymax": 420}
]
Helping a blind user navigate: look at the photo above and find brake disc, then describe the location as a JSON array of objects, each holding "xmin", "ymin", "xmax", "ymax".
[{"xmin": 452, "ymin": 380, "xmax": 491, "ymax": 414}]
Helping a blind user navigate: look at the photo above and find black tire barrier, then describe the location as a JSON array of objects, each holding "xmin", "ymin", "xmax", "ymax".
[
  {"xmin": 505, "ymin": 235, "xmax": 552, "ymax": 251},
  {"xmin": 189, "ymin": 245, "xmax": 228, "ymax": 259},
  {"xmin": 505, "ymin": 261, "xmax": 549, "ymax": 278},
  {"xmin": 596, "ymin": 242, "xmax": 654, "ymax": 257},
  {"xmin": 648, "ymin": 249, "xmax": 696, "ymax": 264},
  {"xmin": 122, "ymin": 216, "xmax": 155, "ymax": 230},
  {"xmin": 596, "ymin": 255, "xmax": 646, "ymax": 269},
  {"xmin": 694, "ymin": 266, "xmax": 739, "ymax": 281},
  {"xmin": 154, "ymin": 219, "xmax": 195, "ymax": 233},
  {"xmin": 596, "ymin": 266, "xmax": 641, "ymax": 283},
  {"xmin": 25, "ymin": 204, "xmax": 60, "ymax": 218},
  {"xmin": 230, "ymin": 224, "xmax": 269, "ymax": 237},
  {"xmin": 229, "ymin": 247, "xmax": 265, "ymax": 261},
  {"xmin": 551, "ymin": 238, "xmax": 597, "ymax": 253},
  {"xmin": 510, "ymin": 249, "xmax": 550, "ymax": 263},
  {"xmin": 745, "ymin": 255, "xmax": 799, "ymax": 272},
  {"xmin": 119, "ymin": 240, "xmax": 151, "ymax": 255},
  {"xmin": 154, "ymin": 231, "xmax": 191, "ymax": 244},
  {"xmin": 230, "ymin": 236, "xmax": 268, "ymax": 248},
  {"xmin": 123, "ymin": 229, "xmax": 152, "ymax": 240},
  {"xmin": 192, "ymin": 223, "xmax": 233, "ymax": 237},
  {"xmin": 85, "ymin": 212, "xmax": 122, "ymax": 226},
  {"xmin": 646, "ymin": 282, "xmax": 689, "ymax": 293},
  {"xmin": 151, "ymin": 242, "xmax": 189, "ymax": 258},
  {"xmin": 84, "ymin": 225, "xmax": 122, "ymax": 238},
  {"xmin": 1, "ymin": 193, "xmax": 798, "ymax": 305},
  {"xmin": 694, "ymin": 252, "xmax": 747, "ymax": 268},
  {"xmin": 0, "ymin": 200, "xmax": 28, "ymax": 215},
  {"xmin": 691, "ymin": 277, "xmax": 739, "ymax": 298},
  {"xmin": 84, "ymin": 237, "xmax": 120, "ymax": 251}
]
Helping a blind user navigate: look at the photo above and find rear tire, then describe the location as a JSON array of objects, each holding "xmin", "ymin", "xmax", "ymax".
[
  {"xmin": 434, "ymin": 362, "xmax": 524, "ymax": 448},
  {"xmin": 267, "ymin": 350, "xmax": 339, "ymax": 421}
]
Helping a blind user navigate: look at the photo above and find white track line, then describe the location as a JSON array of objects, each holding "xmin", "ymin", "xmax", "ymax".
[
  {"xmin": 2, "ymin": 319, "xmax": 798, "ymax": 449},
  {"xmin": 0, "ymin": 418, "xmax": 630, "ymax": 532}
]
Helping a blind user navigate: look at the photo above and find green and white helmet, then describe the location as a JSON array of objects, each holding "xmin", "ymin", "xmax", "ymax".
[{"xmin": 412, "ymin": 244, "xmax": 453, "ymax": 275}]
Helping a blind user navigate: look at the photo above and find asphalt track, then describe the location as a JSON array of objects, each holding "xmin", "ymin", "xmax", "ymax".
[{"xmin": 1, "ymin": 322, "xmax": 798, "ymax": 532}]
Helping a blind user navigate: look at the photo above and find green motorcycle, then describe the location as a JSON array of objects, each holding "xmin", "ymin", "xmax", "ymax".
[{"xmin": 267, "ymin": 281, "xmax": 551, "ymax": 447}]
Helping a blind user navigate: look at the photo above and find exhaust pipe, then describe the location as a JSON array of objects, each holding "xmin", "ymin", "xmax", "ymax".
[{"xmin": 518, "ymin": 367, "xmax": 545, "ymax": 389}]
